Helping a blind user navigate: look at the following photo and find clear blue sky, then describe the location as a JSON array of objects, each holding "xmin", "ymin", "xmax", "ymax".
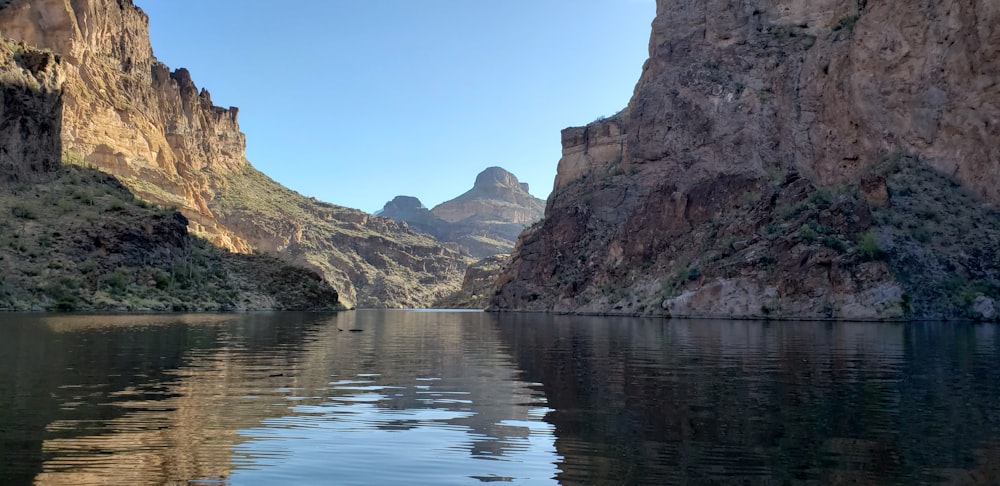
[{"xmin": 135, "ymin": 1, "xmax": 655, "ymax": 213}]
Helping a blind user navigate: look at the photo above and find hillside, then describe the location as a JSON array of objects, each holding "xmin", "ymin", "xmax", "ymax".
[
  {"xmin": 492, "ymin": 0, "xmax": 1000, "ymax": 320},
  {"xmin": 0, "ymin": 0, "xmax": 469, "ymax": 308},
  {"xmin": 0, "ymin": 40, "xmax": 341, "ymax": 311}
]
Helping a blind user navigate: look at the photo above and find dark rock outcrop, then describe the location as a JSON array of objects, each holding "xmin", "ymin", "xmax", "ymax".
[
  {"xmin": 0, "ymin": 40, "xmax": 63, "ymax": 185},
  {"xmin": 379, "ymin": 196, "xmax": 449, "ymax": 233},
  {"xmin": 433, "ymin": 254, "xmax": 509, "ymax": 309},
  {"xmin": 492, "ymin": 0, "xmax": 1000, "ymax": 320}
]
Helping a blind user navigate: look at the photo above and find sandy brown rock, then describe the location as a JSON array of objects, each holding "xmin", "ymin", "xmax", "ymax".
[
  {"xmin": 492, "ymin": 0, "xmax": 1000, "ymax": 320},
  {"xmin": 0, "ymin": 0, "xmax": 249, "ymax": 250},
  {"xmin": 431, "ymin": 167, "xmax": 544, "ymax": 226}
]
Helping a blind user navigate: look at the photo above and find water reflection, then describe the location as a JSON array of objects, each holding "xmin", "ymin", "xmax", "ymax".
[
  {"xmin": 495, "ymin": 315, "xmax": 1000, "ymax": 485},
  {"xmin": 227, "ymin": 312, "xmax": 558, "ymax": 485},
  {"xmin": 0, "ymin": 311, "xmax": 559, "ymax": 485},
  {"xmin": 1, "ymin": 312, "xmax": 999, "ymax": 484}
]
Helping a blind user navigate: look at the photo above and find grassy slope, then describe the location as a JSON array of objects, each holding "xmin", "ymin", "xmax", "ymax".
[
  {"xmin": 211, "ymin": 165, "xmax": 471, "ymax": 308},
  {"xmin": 0, "ymin": 164, "xmax": 343, "ymax": 311}
]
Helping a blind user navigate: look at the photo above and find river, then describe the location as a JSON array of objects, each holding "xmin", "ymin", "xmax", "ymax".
[{"xmin": 0, "ymin": 311, "xmax": 997, "ymax": 484}]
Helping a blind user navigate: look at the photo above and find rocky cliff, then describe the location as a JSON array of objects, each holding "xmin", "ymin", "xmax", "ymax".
[
  {"xmin": 0, "ymin": 39, "xmax": 62, "ymax": 184},
  {"xmin": 379, "ymin": 167, "xmax": 545, "ymax": 258},
  {"xmin": 0, "ymin": 40, "xmax": 342, "ymax": 311},
  {"xmin": 432, "ymin": 254, "xmax": 509, "ymax": 309},
  {"xmin": 493, "ymin": 0, "xmax": 1000, "ymax": 320},
  {"xmin": 0, "ymin": 0, "xmax": 469, "ymax": 308}
]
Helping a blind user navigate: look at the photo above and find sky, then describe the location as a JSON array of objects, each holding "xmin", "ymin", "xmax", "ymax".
[{"xmin": 135, "ymin": 1, "xmax": 656, "ymax": 214}]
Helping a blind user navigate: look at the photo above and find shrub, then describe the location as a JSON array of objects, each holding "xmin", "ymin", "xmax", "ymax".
[
  {"xmin": 798, "ymin": 224, "xmax": 818, "ymax": 243},
  {"xmin": 56, "ymin": 298, "xmax": 78, "ymax": 312},
  {"xmin": 11, "ymin": 205, "xmax": 36, "ymax": 219},
  {"xmin": 820, "ymin": 236, "xmax": 848, "ymax": 253},
  {"xmin": 858, "ymin": 232, "xmax": 884, "ymax": 260},
  {"xmin": 101, "ymin": 269, "xmax": 129, "ymax": 294},
  {"xmin": 153, "ymin": 271, "xmax": 171, "ymax": 290}
]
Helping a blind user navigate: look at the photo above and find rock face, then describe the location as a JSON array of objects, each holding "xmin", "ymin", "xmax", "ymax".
[
  {"xmin": 0, "ymin": 0, "xmax": 469, "ymax": 308},
  {"xmin": 432, "ymin": 167, "xmax": 544, "ymax": 227},
  {"xmin": 379, "ymin": 167, "xmax": 545, "ymax": 258},
  {"xmin": 492, "ymin": 0, "xmax": 1000, "ymax": 320},
  {"xmin": 0, "ymin": 0, "xmax": 248, "ymax": 249},
  {"xmin": 432, "ymin": 254, "xmax": 509, "ymax": 309},
  {"xmin": 0, "ymin": 39, "xmax": 63, "ymax": 185},
  {"xmin": 0, "ymin": 41, "xmax": 342, "ymax": 311}
]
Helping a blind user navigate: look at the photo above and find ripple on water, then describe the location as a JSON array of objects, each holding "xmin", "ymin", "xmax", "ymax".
[{"xmin": 6, "ymin": 313, "xmax": 999, "ymax": 484}]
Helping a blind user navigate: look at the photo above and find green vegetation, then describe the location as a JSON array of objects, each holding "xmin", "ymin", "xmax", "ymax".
[
  {"xmin": 868, "ymin": 155, "xmax": 1000, "ymax": 319},
  {"xmin": 582, "ymin": 154, "xmax": 997, "ymax": 319},
  {"xmin": 211, "ymin": 164, "xmax": 470, "ymax": 308},
  {"xmin": 0, "ymin": 164, "xmax": 342, "ymax": 312},
  {"xmin": 857, "ymin": 231, "xmax": 883, "ymax": 261}
]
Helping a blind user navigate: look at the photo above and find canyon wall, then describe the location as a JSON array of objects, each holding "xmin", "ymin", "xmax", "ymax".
[
  {"xmin": 0, "ymin": 0, "xmax": 468, "ymax": 308},
  {"xmin": 0, "ymin": 40, "xmax": 343, "ymax": 311},
  {"xmin": 493, "ymin": 0, "xmax": 1000, "ymax": 319},
  {"xmin": 0, "ymin": 0, "xmax": 249, "ymax": 249},
  {"xmin": 0, "ymin": 39, "xmax": 63, "ymax": 185}
]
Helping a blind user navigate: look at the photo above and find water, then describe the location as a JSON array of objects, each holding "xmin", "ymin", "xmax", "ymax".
[{"xmin": 0, "ymin": 311, "xmax": 997, "ymax": 485}]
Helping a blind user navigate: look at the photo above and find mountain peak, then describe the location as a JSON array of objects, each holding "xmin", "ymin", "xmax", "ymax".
[
  {"xmin": 473, "ymin": 167, "xmax": 524, "ymax": 192},
  {"xmin": 378, "ymin": 167, "xmax": 545, "ymax": 258},
  {"xmin": 383, "ymin": 195, "xmax": 426, "ymax": 212}
]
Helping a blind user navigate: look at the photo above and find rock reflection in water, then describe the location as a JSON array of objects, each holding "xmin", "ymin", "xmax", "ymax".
[
  {"xmin": 2, "ymin": 312, "xmax": 1000, "ymax": 485},
  {"xmin": 495, "ymin": 315, "xmax": 1000, "ymax": 485},
  {"xmin": 0, "ymin": 311, "xmax": 559, "ymax": 485}
]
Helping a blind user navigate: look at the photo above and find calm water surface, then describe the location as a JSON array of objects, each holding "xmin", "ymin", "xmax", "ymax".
[{"xmin": 0, "ymin": 311, "xmax": 998, "ymax": 485}]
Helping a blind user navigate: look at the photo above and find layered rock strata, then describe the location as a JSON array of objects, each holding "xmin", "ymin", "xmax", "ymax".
[{"xmin": 492, "ymin": 0, "xmax": 1000, "ymax": 319}]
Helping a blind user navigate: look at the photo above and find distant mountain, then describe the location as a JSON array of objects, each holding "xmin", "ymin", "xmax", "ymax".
[{"xmin": 379, "ymin": 167, "xmax": 545, "ymax": 258}]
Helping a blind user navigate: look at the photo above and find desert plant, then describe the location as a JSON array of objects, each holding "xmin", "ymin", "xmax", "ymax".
[
  {"xmin": 858, "ymin": 232, "xmax": 884, "ymax": 261},
  {"xmin": 11, "ymin": 205, "xmax": 36, "ymax": 219}
]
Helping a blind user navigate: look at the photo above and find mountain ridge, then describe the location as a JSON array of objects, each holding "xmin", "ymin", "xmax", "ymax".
[{"xmin": 379, "ymin": 166, "xmax": 544, "ymax": 258}]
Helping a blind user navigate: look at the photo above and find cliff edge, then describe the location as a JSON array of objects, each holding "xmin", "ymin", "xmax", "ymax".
[{"xmin": 492, "ymin": 0, "xmax": 1000, "ymax": 320}]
